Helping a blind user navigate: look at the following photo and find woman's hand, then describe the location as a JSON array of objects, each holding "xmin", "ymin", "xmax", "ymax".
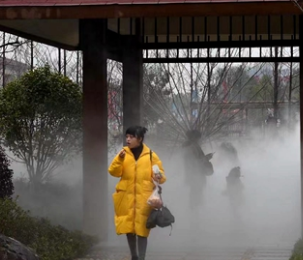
[
  {"xmin": 152, "ymin": 173, "xmax": 162, "ymax": 182},
  {"xmin": 152, "ymin": 164, "xmax": 162, "ymax": 182},
  {"xmin": 119, "ymin": 149, "xmax": 126, "ymax": 158}
]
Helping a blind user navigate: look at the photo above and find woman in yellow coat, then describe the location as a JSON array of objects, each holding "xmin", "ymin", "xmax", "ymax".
[{"xmin": 108, "ymin": 126, "xmax": 166, "ymax": 260}]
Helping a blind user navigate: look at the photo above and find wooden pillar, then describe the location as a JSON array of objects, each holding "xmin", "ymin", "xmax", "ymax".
[
  {"xmin": 80, "ymin": 19, "xmax": 108, "ymax": 240},
  {"xmin": 122, "ymin": 19, "xmax": 143, "ymax": 139},
  {"xmin": 300, "ymin": 15, "xmax": 303, "ymax": 239}
]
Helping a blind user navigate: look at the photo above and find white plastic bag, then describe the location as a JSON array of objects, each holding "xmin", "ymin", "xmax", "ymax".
[
  {"xmin": 147, "ymin": 181, "xmax": 163, "ymax": 209},
  {"xmin": 152, "ymin": 164, "xmax": 160, "ymax": 176},
  {"xmin": 152, "ymin": 164, "xmax": 163, "ymax": 180}
]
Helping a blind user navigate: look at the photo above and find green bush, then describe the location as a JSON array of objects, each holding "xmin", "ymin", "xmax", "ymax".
[
  {"xmin": 291, "ymin": 256, "xmax": 303, "ymax": 260},
  {"xmin": 0, "ymin": 146, "xmax": 14, "ymax": 199},
  {"xmin": 0, "ymin": 198, "xmax": 98, "ymax": 260},
  {"xmin": 290, "ymin": 239, "xmax": 303, "ymax": 260}
]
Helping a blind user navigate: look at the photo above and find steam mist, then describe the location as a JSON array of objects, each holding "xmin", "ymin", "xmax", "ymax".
[
  {"xmin": 10, "ymin": 122, "xmax": 300, "ymax": 253},
  {"xmin": 107, "ymin": 124, "xmax": 300, "ymax": 252}
]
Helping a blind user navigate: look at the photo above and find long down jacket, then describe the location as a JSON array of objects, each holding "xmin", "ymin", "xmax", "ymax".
[{"xmin": 108, "ymin": 144, "xmax": 166, "ymax": 237}]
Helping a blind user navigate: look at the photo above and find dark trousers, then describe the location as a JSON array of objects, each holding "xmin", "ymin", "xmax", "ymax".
[{"xmin": 126, "ymin": 233, "xmax": 148, "ymax": 260}]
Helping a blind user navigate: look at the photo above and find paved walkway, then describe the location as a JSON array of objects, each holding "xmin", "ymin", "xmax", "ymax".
[{"xmin": 75, "ymin": 246, "xmax": 292, "ymax": 260}]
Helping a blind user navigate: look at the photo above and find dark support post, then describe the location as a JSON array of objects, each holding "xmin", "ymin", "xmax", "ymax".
[
  {"xmin": 273, "ymin": 46, "xmax": 279, "ymax": 119},
  {"xmin": 2, "ymin": 32, "xmax": 5, "ymax": 87},
  {"xmin": 289, "ymin": 62, "xmax": 293, "ymax": 131},
  {"xmin": 30, "ymin": 40, "xmax": 34, "ymax": 71},
  {"xmin": 207, "ymin": 62, "xmax": 211, "ymax": 136},
  {"xmin": 80, "ymin": 19, "xmax": 108, "ymax": 240},
  {"xmin": 58, "ymin": 48, "xmax": 61, "ymax": 74},
  {"xmin": 300, "ymin": 15, "xmax": 303, "ymax": 239},
  {"xmin": 123, "ymin": 18, "xmax": 143, "ymax": 139}
]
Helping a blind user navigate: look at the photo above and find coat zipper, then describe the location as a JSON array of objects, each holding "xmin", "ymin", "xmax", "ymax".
[{"xmin": 134, "ymin": 160, "xmax": 137, "ymax": 233}]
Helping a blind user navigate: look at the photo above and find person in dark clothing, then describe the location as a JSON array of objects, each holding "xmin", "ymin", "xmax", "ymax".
[
  {"xmin": 222, "ymin": 166, "xmax": 244, "ymax": 218},
  {"xmin": 182, "ymin": 130, "xmax": 214, "ymax": 209}
]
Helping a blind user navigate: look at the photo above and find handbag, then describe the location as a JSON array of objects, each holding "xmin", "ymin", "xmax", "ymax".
[{"xmin": 146, "ymin": 150, "xmax": 175, "ymax": 235}]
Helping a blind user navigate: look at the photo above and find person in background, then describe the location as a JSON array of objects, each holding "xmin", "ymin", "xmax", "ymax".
[
  {"xmin": 182, "ymin": 129, "xmax": 214, "ymax": 209},
  {"xmin": 222, "ymin": 166, "xmax": 244, "ymax": 219},
  {"xmin": 108, "ymin": 126, "xmax": 166, "ymax": 260}
]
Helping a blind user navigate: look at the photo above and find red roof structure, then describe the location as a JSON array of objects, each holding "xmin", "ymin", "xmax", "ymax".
[
  {"xmin": 0, "ymin": 0, "xmax": 296, "ymax": 5},
  {"xmin": 0, "ymin": 0, "xmax": 299, "ymax": 49}
]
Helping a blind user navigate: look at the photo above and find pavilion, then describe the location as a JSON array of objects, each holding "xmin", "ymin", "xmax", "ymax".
[{"xmin": 0, "ymin": 0, "xmax": 301, "ymax": 240}]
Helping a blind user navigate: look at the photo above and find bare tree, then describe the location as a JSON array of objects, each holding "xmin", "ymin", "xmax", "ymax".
[{"xmin": 143, "ymin": 48, "xmax": 266, "ymax": 145}]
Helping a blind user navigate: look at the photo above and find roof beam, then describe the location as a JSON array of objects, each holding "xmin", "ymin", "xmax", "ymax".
[
  {"xmin": 142, "ymin": 40, "xmax": 300, "ymax": 49},
  {"xmin": 143, "ymin": 56, "xmax": 300, "ymax": 63},
  {"xmin": 0, "ymin": 2, "xmax": 301, "ymax": 20},
  {"xmin": 0, "ymin": 23, "xmax": 78, "ymax": 50}
]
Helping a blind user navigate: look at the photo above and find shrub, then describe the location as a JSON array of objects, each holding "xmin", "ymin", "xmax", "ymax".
[
  {"xmin": 0, "ymin": 198, "xmax": 98, "ymax": 260},
  {"xmin": 290, "ymin": 239, "xmax": 303, "ymax": 260},
  {"xmin": 291, "ymin": 256, "xmax": 303, "ymax": 260},
  {"xmin": 0, "ymin": 146, "xmax": 14, "ymax": 199}
]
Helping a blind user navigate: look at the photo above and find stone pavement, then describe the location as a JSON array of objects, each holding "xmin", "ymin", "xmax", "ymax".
[{"xmin": 75, "ymin": 246, "xmax": 292, "ymax": 260}]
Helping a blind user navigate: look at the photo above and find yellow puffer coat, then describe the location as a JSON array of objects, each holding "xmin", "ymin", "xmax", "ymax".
[{"xmin": 108, "ymin": 144, "xmax": 166, "ymax": 237}]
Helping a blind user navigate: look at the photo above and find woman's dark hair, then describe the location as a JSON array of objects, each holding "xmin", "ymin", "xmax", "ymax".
[{"xmin": 125, "ymin": 126, "xmax": 148, "ymax": 141}]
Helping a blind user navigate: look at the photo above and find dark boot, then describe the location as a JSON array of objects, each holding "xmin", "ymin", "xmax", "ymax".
[{"xmin": 132, "ymin": 257, "xmax": 139, "ymax": 260}]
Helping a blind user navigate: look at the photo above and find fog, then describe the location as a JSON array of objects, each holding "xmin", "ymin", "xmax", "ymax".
[
  {"xmin": 106, "ymin": 124, "xmax": 300, "ymax": 252},
  {"xmin": 10, "ymin": 123, "xmax": 300, "ymax": 253}
]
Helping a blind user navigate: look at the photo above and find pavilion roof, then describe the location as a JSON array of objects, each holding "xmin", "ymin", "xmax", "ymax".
[
  {"xmin": 0, "ymin": 0, "xmax": 300, "ymax": 51},
  {"xmin": 0, "ymin": 0, "xmax": 293, "ymax": 6}
]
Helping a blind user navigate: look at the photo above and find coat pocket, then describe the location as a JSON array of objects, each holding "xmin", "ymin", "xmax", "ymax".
[{"xmin": 113, "ymin": 181, "xmax": 128, "ymax": 216}]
